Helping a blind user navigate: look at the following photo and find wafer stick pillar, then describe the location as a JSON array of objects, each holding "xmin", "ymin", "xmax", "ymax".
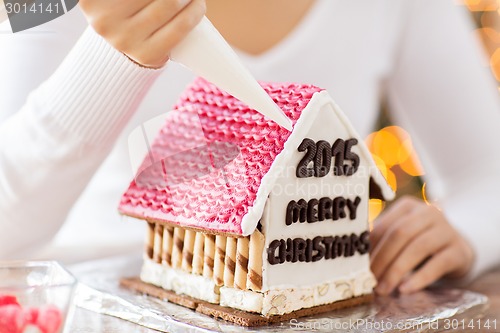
[
  {"xmin": 182, "ymin": 230, "xmax": 196, "ymax": 272},
  {"xmin": 153, "ymin": 224, "xmax": 164, "ymax": 263},
  {"xmin": 203, "ymin": 234, "xmax": 216, "ymax": 279},
  {"xmin": 162, "ymin": 226, "xmax": 174, "ymax": 265},
  {"xmin": 224, "ymin": 237, "xmax": 237, "ymax": 287},
  {"xmin": 145, "ymin": 222, "xmax": 155, "ymax": 259},
  {"xmin": 213, "ymin": 235, "xmax": 227, "ymax": 286},
  {"xmin": 144, "ymin": 225, "xmax": 265, "ymax": 293},
  {"xmin": 171, "ymin": 228, "xmax": 185, "ymax": 269},
  {"xmin": 192, "ymin": 232, "xmax": 205, "ymax": 275},
  {"xmin": 234, "ymin": 236, "xmax": 250, "ymax": 290},
  {"xmin": 247, "ymin": 230, "xmax": 264, "ymax": 291}
]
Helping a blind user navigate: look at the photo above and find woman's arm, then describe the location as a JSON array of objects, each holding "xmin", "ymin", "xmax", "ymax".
[
  {"xmin": 0, "ymin": 27, "xmax": 162, "ymax": 258},
  {"xmin": 0, "ymin": 0, "xmax": 206, "ymax": 258},
  {"xmin": 0, "ymin": 8, "xmax": 87, "ymax": 123},
  {"xmin": 372, "ymin": 0, "xmax": 500, "ymax": 293}
]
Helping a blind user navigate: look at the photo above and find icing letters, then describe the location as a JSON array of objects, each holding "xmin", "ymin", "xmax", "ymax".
[
  {"xmin": 274, "ymin": 136, "xmax": 368, "ymax": 266},
  {"xmin": 285, "ymin": 199, "xmax": 308, "ymax": 225},
  {"xmin": 286, "ymin": 196, "xmax": 361, "ymax": 225},
  {"xmin": 296, "ymin": 138, "xmax": 360, "ymax": 178},
  {"xmin": 267, "ymin": 231, "xmax": 370, "ymax": 265},
  {"xmin": 296, "ymin": 138, "xmax": 316, "ymax": 178}
]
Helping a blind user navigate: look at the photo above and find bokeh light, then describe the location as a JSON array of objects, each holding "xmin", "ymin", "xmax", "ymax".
[
  {"xmin": 365, "ymin": 125, "xmax": 424, "ymax": 189},
  {"xmin": 462, "ymin": 0, "xmax": 500, "ymax": 82},
  {"xmin": 366, "ymin": 125, "xmax": 424, "ymax": 221},
  {"xmin": 371, "ymin": 129, "xmax": 401, "ymax": 167},
  {"xmin": 491, "ymin": 48, "xmax": 500, "ymax": 80},
  {"xmin": 463, "ymin": 0, "xmax": 498, "ymax": 12},
  {"xmin": 368, "ymin": 199, "xmax": 384, "ymax": 228}
]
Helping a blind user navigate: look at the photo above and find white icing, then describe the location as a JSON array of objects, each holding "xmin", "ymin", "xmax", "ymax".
[
  {"xmin": 260, "ymin": 271, "xmax": 375, "ymax": 316},
  {"xmin": 141, "ymin": 259, "xmax": 375, "ymax": 316},
  {"xmin": 263, "ymin": 286, "xmax": 314, "ymax": 316},
  {"xmin": 220, "ymin": 287, "xmax": 263, "ymax": 313},
  {"xmin": 141, "ymin": 259, "xmax": 219, "ymax": 304},
  {"xmin": 140, "ymin": 257, "xmax": 164, "ymax": 285}
]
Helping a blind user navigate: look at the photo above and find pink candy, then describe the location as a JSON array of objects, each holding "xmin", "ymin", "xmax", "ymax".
[
  {"xmin": 36, "ymin": 306, "xmax": 61, "ymax": 333},
  {"xmin": 0, "ymin": 305, "xmax": 24, "ymax": 333},
  {"xmin": 0, "ymin": 295, "xmax": 62, "ymax": 333},
  {"xmin": 0, "ymin": 296, "xmax": 19, "ymax": 308},
  {"xmin": 22, "ymin": 308, "xmax": 39, "ymax": 326}
]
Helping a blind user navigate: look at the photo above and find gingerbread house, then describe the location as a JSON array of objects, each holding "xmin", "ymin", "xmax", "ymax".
[{"xmin": 119, "ymin": 78, "xmax": 394, "ymax": 322}]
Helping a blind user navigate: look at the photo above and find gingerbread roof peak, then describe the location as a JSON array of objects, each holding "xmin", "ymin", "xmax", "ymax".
[{"xmin": 119, "ymin": 78, "xmax": 393, "ymax": 236}]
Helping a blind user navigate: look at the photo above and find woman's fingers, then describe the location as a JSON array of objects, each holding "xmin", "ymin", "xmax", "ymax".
[
  {"xmin": 375, "ymin": 227, "xmax": 449, "ymax": 295},
  {"xmin": 398, "ymin": 245, "xmax": 462, "ymax": 294},
  {"xmin": 139, "ymin": 0, "xmax": 206, "ymax": 67},
  {"xmin": 80, "ymin": 0, "xmax": 141, "ymax": 23},
  {"xmin": 79, "ymin": 0, "xmax": 206, "ymax": 68},
  {"xmin": 371, "ymin": 196, "xmax": 417, "ymax": 249},
  {"xmin": 370, "ymin": 197, "xmax": 475, "ymax": 295},
  {"xmin": 370, "ymin": 209, "xmax": 433, "ymax": 280},
  {"xmin": 130, "ymin": 0, "xmax": 193, "ymax": 36}
]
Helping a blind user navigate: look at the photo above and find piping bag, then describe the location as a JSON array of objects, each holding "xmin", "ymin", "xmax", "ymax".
[{"xmin": 170, "ymin": 16, "xmax": 293, "ymax": 131}]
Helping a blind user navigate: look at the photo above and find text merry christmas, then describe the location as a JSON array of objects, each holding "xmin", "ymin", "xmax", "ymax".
[{"xmin": 267, "ymin": 231, "xmax": 370, "ymax": 265}]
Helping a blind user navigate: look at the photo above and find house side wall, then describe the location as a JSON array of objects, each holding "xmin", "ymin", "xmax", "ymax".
[{"xmin": 261, "ymin": 101, "xmax": 373, "ymax": 291}]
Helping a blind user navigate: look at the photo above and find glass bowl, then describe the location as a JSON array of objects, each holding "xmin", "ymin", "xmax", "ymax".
[{"xmin": 0, "ymin": 261, "xmax": 77, "ymax": 333}]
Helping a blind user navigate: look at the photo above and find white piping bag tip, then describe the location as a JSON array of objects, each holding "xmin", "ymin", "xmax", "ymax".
[
  {"xmin": 272, "ymin": 108, "xmax": 293, "ymax": 131},
  {"xmin": 282, "ymin": 119, "xmax": 293, "ymax": 132},
  {"xmin": 171, "ymin": 16, "xmax": 293, "ymax": 131}
]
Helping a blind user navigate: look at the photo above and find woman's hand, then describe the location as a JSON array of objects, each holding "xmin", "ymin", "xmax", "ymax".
[
  {"xmin": 79, "ymin": 0, "xmax": 206, "ymax": 68},
  {"xmin": 370, "ymin": 196, "xmax": 474, "ymax": 295}
]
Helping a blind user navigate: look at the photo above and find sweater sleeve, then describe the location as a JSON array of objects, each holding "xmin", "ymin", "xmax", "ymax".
[
  {"xmin": 0, "ymin": 7, "xmax": 87, "ymax": 123},
  {"xmin": 386, "ymin": 0, "xmax": 500, "ymax": 280},
  {"xmin": 0, "ymin": 27, "xmax": 162, "ymax": 258}
]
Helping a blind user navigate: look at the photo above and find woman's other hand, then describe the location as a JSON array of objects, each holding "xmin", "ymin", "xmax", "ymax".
[
  {"xmin": 370, "ymin": 196, "xmax": 474, "ymax": 295},
  {"xmin": 79, "ymin": 0, "xmax": 206, "ymax": 68}
]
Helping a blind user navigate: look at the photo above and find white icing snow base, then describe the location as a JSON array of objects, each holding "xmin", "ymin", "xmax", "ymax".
[
  {"xmin": 141, "ymin": 258, "xmax": 376, "ymax": 316},
  {"xmin": 140, "ymin": 259, "xmax": 220, "ymax": 304}
]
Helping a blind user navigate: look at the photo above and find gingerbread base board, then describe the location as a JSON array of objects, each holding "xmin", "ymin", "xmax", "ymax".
[{"xmin": 120, "ymin": 277, "xmax": 373, "ymax": 327}]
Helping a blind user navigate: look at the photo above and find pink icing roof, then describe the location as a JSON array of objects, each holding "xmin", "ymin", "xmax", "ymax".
[{"xmin": 119, "ymin": 78, "xmax": 323, "ymax": 235}]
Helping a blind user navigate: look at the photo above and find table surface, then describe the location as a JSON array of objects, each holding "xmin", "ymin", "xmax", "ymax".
[{"xmin": 68, "ymin": 268, "xmax": 500, "ymax": 333}]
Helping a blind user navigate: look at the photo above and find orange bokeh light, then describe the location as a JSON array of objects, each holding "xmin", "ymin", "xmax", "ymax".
[
  {"xmin": 367, "ymin": 126, "xmax": 413, "ymax": 168},
  {"xmin": 371, "ymin": 129, "xmax": 401, "ymax": 167},
  {"xmin": 386, "ymin": 168, "xmax": 397, "ymax": 192},
  {"xmin": 398, "ymin": 139, "xmax": 413, "ymax": 165},
  {"xmin": 368, "ymin": 199, "xmax": 384, "ymax": 226},
  {"xmin": 399, "ymin": 150, "xmax": 425, "ymax": 177},
  {"xmin": 463, "ymin": 0, "xmax": 498, "ymax": 11},
  {"xmin": 490, "ymin": 48, "xmax": 500, "ymax": 80},
  {"xmin": 370, "ymin": 154, "xmax": 388, "ymax": 179},
  {"xmin": 366, "ymin": 125, "xmax": 424, "ymax": 180},
  {"xmin": 477, "ymin": 27, "xmax": 500, "ymax": 43}
]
